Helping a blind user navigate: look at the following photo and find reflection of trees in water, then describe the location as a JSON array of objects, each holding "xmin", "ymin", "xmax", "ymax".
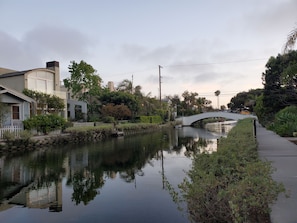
[
  {"xmin": 70, "ymin": 170, "xmax": 104, "ymax": 205},
  {"xmin": 176, "ymin": 137, "xmax": 212, "ymax": 157},
  {"xmin": 66, "ymin": 129, "xmax": 175, "ymax": 204},
  {"xmin": 0, "ymin": 128, "xmax": 199, "ymax": 207}
]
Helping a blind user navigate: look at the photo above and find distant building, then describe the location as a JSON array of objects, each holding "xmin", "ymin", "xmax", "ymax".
[{"xmin": 107, "ymin": 81, "xmax": 115, "ymax": 92}]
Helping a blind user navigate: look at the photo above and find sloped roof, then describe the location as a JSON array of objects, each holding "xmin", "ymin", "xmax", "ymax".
[
  {"xmin": 0, "ymin": 70, "xmax": 32, "ymax": 78},
  {"xmin": 0, "ymin": 67, "xmax": 17, "ymax": 75},
  {"xmin": 0, "ymin": 84, "xmax": 35, "ymax": 103}
]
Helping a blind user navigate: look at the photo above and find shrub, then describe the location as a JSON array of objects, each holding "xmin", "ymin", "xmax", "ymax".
[
  {"xmin": 102, "ymin": 116, "xmax": 115, "ymax": 123},
  {"xmin": 23, "ymin": 114, "xmax": 66, "ymax": 135},
  {"xmin": 19, "ymin": 130, "xmax": 32, "ymax": 140},
  {"xmin": 180, "ymin": 118, "xmax": 285, "ymax": 222},
  {"xmin": 2, "ymin": 130, "xmax": 15, "ymax": 141},
  {"xmin": 269, "ymin": 106, "xmax": 297, "ymax": 136},
  {"xmin": 139, "ymin": 115, "xmax": 162, "ymax": 124}
]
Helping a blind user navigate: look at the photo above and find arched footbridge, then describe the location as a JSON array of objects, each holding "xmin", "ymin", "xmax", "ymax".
[{"xmin": 176, "ymin": 111, "xmax": 257, "ymax": 126}]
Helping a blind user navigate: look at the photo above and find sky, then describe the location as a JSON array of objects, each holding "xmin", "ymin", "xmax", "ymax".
[{"xmin": 1, "ymin": 0, "xmax": 297, "ymax": 108}]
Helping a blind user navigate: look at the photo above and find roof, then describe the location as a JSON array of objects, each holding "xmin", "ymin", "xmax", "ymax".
[
  {"xmin": 0, "ymin": 70, "xmax": 32, "ymax": 78},
  {"xmin": 0, "ymin": 67, "xmax": 17, "ymax": 75},
  {"xmin": 0, "ymin": 84, "xmax": 35, "ymax": 103}
]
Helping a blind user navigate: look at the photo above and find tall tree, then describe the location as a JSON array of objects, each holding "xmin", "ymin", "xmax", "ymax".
[
  {"xmin": 214, "ymin": 90, "xmax": 220, "ymax": 109},
  {"xmin": 227, "ymin": 89, "xmax": 263, "ymax": 112},
  {"xmin": 64, "ymin": 60, "xmax": 102, "ymax": 101},
  {"xmin": 64, "ymin": 60, "xmax": 102, "ymax": 120},
  {"xmin": 181, "ymin": 91, "xmax": 199, "ymax": 115},
  {"xmin": 283, "ymin": 27, "xmax": 297, "ymax": 54},
  {"xmin": 117, "ymin": 79, "xmax": 133, "ymax": 93},
  {"xmin": 261, "ymin": 51, "xmax": 297, "ymax": 124}
]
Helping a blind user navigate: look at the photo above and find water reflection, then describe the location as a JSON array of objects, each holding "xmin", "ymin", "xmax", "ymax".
[{"xmin": 0, "ymin": 126, "xmax": 230, "ymax": 223}]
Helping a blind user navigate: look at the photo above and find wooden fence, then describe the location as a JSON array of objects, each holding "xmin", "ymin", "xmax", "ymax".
[{"xmin": 0, "ymin": 126, "xmax": 23, "ymax": 139}]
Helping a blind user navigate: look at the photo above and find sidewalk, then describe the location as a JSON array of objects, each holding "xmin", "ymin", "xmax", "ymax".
[{"xmin": 256, "ymin": 123, "xmax": 297, "ymax": 223}]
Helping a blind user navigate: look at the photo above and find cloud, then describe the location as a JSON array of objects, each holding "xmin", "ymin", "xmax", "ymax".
[
  {"xmin": 23, "ymin": 24, "xmax": 95, "ymax": 60},
  {"xmin": 0, "ymin": 24, "xmax": 96, "ymax": 74},
  {"xmin": 0, "ymin": 31, "xmax": 42, "ymax": 69}
]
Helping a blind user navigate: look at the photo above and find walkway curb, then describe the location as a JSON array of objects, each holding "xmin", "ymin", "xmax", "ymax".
[{"xmin": 256, "ymin": 123, "xmax": 297, "ymax": 223}]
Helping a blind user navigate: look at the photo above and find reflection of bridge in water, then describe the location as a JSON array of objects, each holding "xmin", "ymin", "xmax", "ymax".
[{"xmin": 176, "ymin": 111, "xmax": 257, "ymax": 126}]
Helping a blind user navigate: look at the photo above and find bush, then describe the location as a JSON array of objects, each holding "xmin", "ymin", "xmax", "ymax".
[
  {"xmin": 269, "ymin": 106, "xmax": 297, "ymax": 136},
  {"xmin": 19, "ymin": 130, "xmax": 32, "ymax": 140},
  {"xmin": 2, "ymin": 130, "xmax": 15, "ymax": 141},
  {"xmin": 180, "ymin": 118, "xmax": 285, "ymax": 222},
  {"xmin": 139, "ymin": 115, "xmax": 162, "ymax": 124},
  {"xmin": 23, "ymin": 114, "xmax": 66, "ymax": 135},
  {"xmin": 102, "ymin": 116, "xmax": 115, "ymax": 123}
]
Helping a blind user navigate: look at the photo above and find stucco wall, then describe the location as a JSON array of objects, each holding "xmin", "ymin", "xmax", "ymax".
[{"xmin": 0, "ymin": 75, "xmax": 25, "ymax": 92}]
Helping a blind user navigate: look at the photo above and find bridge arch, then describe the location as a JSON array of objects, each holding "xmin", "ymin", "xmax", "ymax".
[{"xmin": 176, "ymin": 111, "xmax": 257, "ymax": 126}]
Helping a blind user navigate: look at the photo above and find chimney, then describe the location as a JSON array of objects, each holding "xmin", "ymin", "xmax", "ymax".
[{"xmin": 46, "ymin": 61, "xmax": 60, "ymax": 91}]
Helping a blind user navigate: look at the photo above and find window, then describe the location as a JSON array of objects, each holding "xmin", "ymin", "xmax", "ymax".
[
  {"xmin": 27, "ymin": 71, "xmax": 54, "ymax": 94},
  {"xmin": 12, "ymin": 105, "xmax": 20, "ymax": 120}
]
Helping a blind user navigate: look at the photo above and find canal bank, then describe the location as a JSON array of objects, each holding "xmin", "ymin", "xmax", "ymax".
[{"xmin": 256, "ymin": 123, "xmax": 297, "ymax": 223}]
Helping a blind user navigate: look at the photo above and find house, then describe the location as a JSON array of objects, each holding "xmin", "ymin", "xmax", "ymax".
[
  {"xmin": 0, "ymin": 61, "xmax": 89, "ymax": 121},
  {"xmin": 0, "ymin": 61, "xmax": 67, "ymax": 118},
  {"xmin": 0, "ymin": 85, "xmax": 35, "ymax": 127}
]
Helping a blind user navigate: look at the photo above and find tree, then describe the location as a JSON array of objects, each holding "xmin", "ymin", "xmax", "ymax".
[
  {"xmin": 214, "ymin": 90, "xmax": 220, "ymax": 110},
  {"xmin": 101, "ymin": 103, "xmax": 132, "ymax": 120},
  {"xmin": 64, "ymin": 60, "xmax": 102, "ymax": 120},
  {"xmin": 23, "ymin": 89, "xmax": 65, "ymax": 114},
  {"xmin": 117, "ymin": 79, "xmax": 133, "ymax": 93},
  {"xmin": 181, "ymin": 91, "xmax": 199, "ymax": 115},
  {"xmin": 227, "ymin": 89, "xmax": 263, "ymax": 112},
  {"xmin": 262, "ymin": 52, "xmax": 297, "ymax": 113},
  {"xmin": 283, "ymin": 27, "xmax": 297, "ymax": 54},
  {"xmin": 98, "ymin": 90, "xmax": 139, "ymax": 119}
]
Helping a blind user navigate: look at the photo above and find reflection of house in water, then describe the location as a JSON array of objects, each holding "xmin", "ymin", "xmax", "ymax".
[
  {"xmin": 8, "ymin": 181, "xmax": 62, "ymax": 212},
  {"xmin": 0, "ymin": 157, "xmax": 63, "ymax": 212},
  {"xmin": 69, "ymin": 149, "xmax": 89, "ymax": 171}
]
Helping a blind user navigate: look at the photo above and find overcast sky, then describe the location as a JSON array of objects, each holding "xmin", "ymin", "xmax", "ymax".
[{"xmin": 1, "ymin": 0, "xmax": 297, "ymax": 107}]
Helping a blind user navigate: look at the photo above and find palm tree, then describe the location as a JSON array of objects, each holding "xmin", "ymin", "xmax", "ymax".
[
  {"xmin": 214, "ymin": 90, "xmax": 221, "ymax": 110},
  {"xmin": 283, "ymin": 27, "xmax": 297, "ymax": 54},
  {"xmin": 282, "ymin": 27, "xmax": 297, "ymax": 87}
]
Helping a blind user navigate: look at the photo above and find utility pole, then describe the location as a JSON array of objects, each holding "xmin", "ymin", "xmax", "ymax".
[
  {"xmin": 131, "ymin": 74, "xmax": 133, "ymax": 94},
  {"xmin": 159, "ymin": 65, "xmax": 163, "ymax": 107}
]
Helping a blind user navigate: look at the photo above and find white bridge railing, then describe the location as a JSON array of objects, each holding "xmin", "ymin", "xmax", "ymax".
[{"xmin": 0, "ymin": 126, "xmax": 23, "ymax": 139}]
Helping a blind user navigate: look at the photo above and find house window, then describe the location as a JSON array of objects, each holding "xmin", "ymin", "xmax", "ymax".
[
  {"xmin": 12, "ymin": 106, "xmax": 20, "ymax": 120},
  {"xmin": 27, "ymin": 71, "xmax": 54, "ymax": 94}
]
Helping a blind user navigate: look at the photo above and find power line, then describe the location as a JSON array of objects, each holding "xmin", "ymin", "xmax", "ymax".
[
  {"xmin": 163, "ymin": 58, "xmax": 268, "ymax": 68},
  {"xmin": 101, "ymin": 58, "xmax": 268, "ymax": 77}
]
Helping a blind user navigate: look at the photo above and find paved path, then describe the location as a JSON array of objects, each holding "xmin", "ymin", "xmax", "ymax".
[{"xmin": 257, "ymin": 123, "xmax": 297, "ymax": 223}]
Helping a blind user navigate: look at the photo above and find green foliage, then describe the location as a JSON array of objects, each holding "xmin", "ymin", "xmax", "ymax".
[
  {"xmin": 101, "ymin": 103, "xmax": 132, "ymax": 120},
  {"xmin": 139, "ymin": 115, "xmax": 162, "ymax": 123},
  {"xmin": 19, "ymin": 130, "xmax": 33, "ymax": 140},
  {"xmin": 180, "ymin": 118, "xmax": 285, "ymax": 222},
  {"xmin": 102, "ymin": 116, "xmax": 115, "ymax": 123},
  {"xmin": 261, "ymin": 51, "xmax": 297, "ymax": 124},
  {"xmin": 64, "ymin": 60, "xmax": 101, "ymax": 100},
  {"xmin": 23, "ymin": 89, "xmax": 65, "ymax": 113},
  {"xmin": 2, "ymin": 130, "xmax": 15, "ymax": 141},
  {"xmin": 23, "ymin": 114, "xmax": 66, "ymax": 134},
  {"xmin": 63, "ymin": 60, "xmax": 102, "ymax": 121},
  {"xmin": 228, "ymin": 89, "xmax": 263, "ymax": 112},
  {"xmin": 269, "ymin": 106, "xmax": 297, "ymax": 136},
  {"xmin": 99, "ymin": 90, "xmax": 139, "ymax": 114}
]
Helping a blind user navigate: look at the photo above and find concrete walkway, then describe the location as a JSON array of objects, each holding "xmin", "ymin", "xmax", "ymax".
[{"xmin": 257, "ymin": 123, "xmax": 297, "ymax": 223}]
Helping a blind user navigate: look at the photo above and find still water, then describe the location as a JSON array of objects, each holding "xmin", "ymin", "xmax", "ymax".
[{"xmin": 0, "ymin": 126, "xmax": 227, "ymax": 223}]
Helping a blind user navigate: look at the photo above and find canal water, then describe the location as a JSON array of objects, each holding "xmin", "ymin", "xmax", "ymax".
[{"xmin": 0, "ymin": 126, "xmax": 228, "ymax": 223}]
